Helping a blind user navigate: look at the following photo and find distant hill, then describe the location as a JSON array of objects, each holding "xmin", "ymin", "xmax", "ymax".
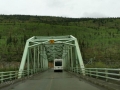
[{"xmin": 0, "ymin": 15, "xmax": 120, "ymax": 68}]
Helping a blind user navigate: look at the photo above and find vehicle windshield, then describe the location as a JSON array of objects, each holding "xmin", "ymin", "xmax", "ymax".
[{"xmin": 55, "ymin": 61, "xmax": 62, "ymax": 66}]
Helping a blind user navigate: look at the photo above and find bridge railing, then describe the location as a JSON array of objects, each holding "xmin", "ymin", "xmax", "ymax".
[
  {"xmin": 0, "ymin": 71, "xmax": 18, "ymax": 83},
  {"xmin": 0, "ymin": 68, "xmax": 47, "ymax": 84},
  {"xmin": 67, "ymin": 67, "xmax": 120, "ymax": 81}
]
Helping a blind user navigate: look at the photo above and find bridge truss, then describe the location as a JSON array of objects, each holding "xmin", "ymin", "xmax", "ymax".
[{"xmin": 19, "ymin": 35, "xmax": 85, "ymax": 77}]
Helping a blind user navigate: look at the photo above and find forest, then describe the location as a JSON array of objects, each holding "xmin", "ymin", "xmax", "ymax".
[{"xmin": 0, "ymin": 15, "xmax": 120, "ymax": 70}]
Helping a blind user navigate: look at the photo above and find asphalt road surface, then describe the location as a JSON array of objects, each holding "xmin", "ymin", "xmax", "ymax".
[{"xmin": 2, "ymin": 69, "xmax": 107, "ymax": 90}]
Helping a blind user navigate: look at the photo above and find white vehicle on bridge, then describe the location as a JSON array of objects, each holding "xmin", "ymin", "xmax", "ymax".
[{"xmin": 54, "ymin": 59, "xmax": 63, "ymax": 72}]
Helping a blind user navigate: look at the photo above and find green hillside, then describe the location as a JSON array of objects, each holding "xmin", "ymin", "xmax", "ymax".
[{"xmin": 0, "ymin": 15, "xmax": 120, "ymax": 68}]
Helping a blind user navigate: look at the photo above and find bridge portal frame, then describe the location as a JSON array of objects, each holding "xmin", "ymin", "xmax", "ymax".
[{"xmin": 19, "ymin": 35, "xmax": 85, "ymax": 78}]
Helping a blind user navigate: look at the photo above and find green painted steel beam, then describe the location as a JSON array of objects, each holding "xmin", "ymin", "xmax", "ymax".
[{"xmin": 19, "ymin": 35, "xmax": 85, "ymax": 78}]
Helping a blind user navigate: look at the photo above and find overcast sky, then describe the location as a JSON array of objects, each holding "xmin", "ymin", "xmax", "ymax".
[{"xmin": 0, "ymin": 0, "xmax": 120, "ymax": 18}]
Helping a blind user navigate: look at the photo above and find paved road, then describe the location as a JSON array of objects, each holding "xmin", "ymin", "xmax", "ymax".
[{"xmin": 2, "ymin": 69, "xmax": 107, "ymax": 90}]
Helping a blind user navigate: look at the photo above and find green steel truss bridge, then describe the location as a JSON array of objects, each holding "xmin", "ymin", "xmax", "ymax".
[
  {"xmin": 0, "ymin": 35, "xmax": 120, "ymax": 90},
  {"xmin": 19, "ymin": 35, "xmax": 85, "ymax": 77}
]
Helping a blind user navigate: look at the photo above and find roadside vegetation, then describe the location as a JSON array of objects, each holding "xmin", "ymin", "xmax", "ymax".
[{"xmin": 0, "ymin": 15, "xmax": 120, "ymax": 70}]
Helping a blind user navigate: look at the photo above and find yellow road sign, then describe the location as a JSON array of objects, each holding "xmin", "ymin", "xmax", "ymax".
[{"xmin": 49, "ymin": 40, "xmax": 54, "ymax": 44}]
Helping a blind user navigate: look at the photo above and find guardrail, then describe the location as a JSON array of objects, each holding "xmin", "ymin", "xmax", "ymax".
[
  {"xmin": 0, "ymin": 68, "xmax": 47, "ymax": 84},
  {"xmin": 67, "ymin": 67, "xmax": 120, "ymax": 81}
]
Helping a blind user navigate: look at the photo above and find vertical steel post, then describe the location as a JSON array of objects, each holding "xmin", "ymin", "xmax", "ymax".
[
  {"xmin": 62, "ymin": 46, "xmax": 65, "ymax": 68},
  {"xmin": 75, "ymin": 46, "xmax": 78, "ymax": 67},
  {"xmin": 34, "ymin": 47, "xmax": 36, "ymax": 73},
  {"xmin": 67, "ymin": 46, "xmax": 70, "ymax": 70},
  {"xmin": 39, "ymin": 47, "xmax": 41, "ymax": 70},
  {"xmin": 40, "ymin": 45, "xmax": 42, "ymax": 70},
  {"xmin": 1, "ymin": 73, "xmax": 3, "ymax": 83},
  {"xmin": 41, "ymin": 45, "xmax": 43, "ymax": 71},
  {"xmin": 27, "ymin": 48, "xmax": 30, "ymax": 76},
  {"xmin": 66, "ymin": 45, "xmax": 68, "ymax": 69},
  {"xmin": 64, "ymin": 45, "xmax": 67, "ymax": 68},
  {"xmin": 38, "ymin": 46, "xmax": 40, "ymax": 71},
  {"xmin": 43, "ymin": 46, "xmax": 45, "ymax": 70},
  {"xmin": 29, "ymin": 48, "xmax": 33, "ymax": 73},
  {"xmin": 73, "ymin": 46, "xmax": 75, "ymax": 67},
  {"xmin": 53, "ymin": 45, "xmax": 55, "ymax": 60},
  {"xmin": 70, "ymin": 46, "xmax": 73, "ymax": 70},
  {"xmin": 46, "ymin": 59, "xmax": 48, "ymax": 68}
]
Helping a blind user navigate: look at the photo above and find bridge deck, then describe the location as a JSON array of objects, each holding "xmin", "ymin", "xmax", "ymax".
[{"xmin": 2, "ymin": 69, "xmax": 106, "ymax": 90}]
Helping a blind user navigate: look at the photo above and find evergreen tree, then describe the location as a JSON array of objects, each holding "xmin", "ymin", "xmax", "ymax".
[
  {"xmin": 6, "ymin": 34, "xmax": 12, "ymax": 45},
  {"xmin": 0, "ymin": 34, "xmax": 1, "ymax": 39}
]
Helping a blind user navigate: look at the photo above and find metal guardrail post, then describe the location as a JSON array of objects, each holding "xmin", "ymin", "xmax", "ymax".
[
  {"xmin": 83, "ymin": 68, "xmax": 85, "ymax": 75},
  {"xmin": 75, "ymin": 67, "xmax": 76, "ymax": 73},
  {"xmin": 71, "ymin": 67, "xmax": 72, "ymax": 71},
  {"xmin": 78, "ymin": 67, "xmax": 80, "ymax": 74},
  {"xmin": 80, "ymin": 68, "xmax": 82, "ymax": 74},
  {"xmin": 76, "ymin": 67, "xmax": 77, "ymax": 73},
  {"xmin": 96, "ymin": 68, "xmax": 98, "ymax": 79},
  {"xmin": 78, "ymin": 67, "xmax": 79, "ymax": 74},
  {"xmin": 9, "ymin": 72, "xmax": 12, "ymax": 80},
  {"xmin": 31, "ymin": 69, "xmax": 33, "ymax": 75},
  {"xmin": 1, "ymin": 73, "xmax": 3, "ymax": 83},
  {"xmin": 15, "ymin": 71, "xmax": 18, "ymax": 79},
  {"xmin": 74, "ymin": 67, "xmax": 76, "ymax": 72},
  {"xmin": 79, "ymin": 68, "xmax": 81, "ymax": 74},
  {"xmin": 39, "ymin": 68, "xmax": 40, "ymax": 72},
  {"xmin": 77, "ymin": 67, "xmax": 78, "ymax": 73},
  {"xmin": 90, "ymin": 69, "xmax": 91, "ymax": 77},
  {"xmin": 27, "ymin": 70, "xmax": 29, "ymax": 76},
  {"xmin": 36, "ymin": 68, "xmax": 37, "ymax": 73},
  {"xmin": 34, "ymin": 68, "xmax": 36, "ymax": 74},
  {"xmin": 105, "ymin": 68, "xmax": 108, "ymax": 81},
  {"xmin": 22, "ymin": 71, "xmax": 24, "ymax": 78},
  {"xmin": 34, "ymin": 69, "xmax": 35, "ymax": 73},
  {"xmin": 84, "ymin": 68, "xmax": 86, "ymax": 75}
]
